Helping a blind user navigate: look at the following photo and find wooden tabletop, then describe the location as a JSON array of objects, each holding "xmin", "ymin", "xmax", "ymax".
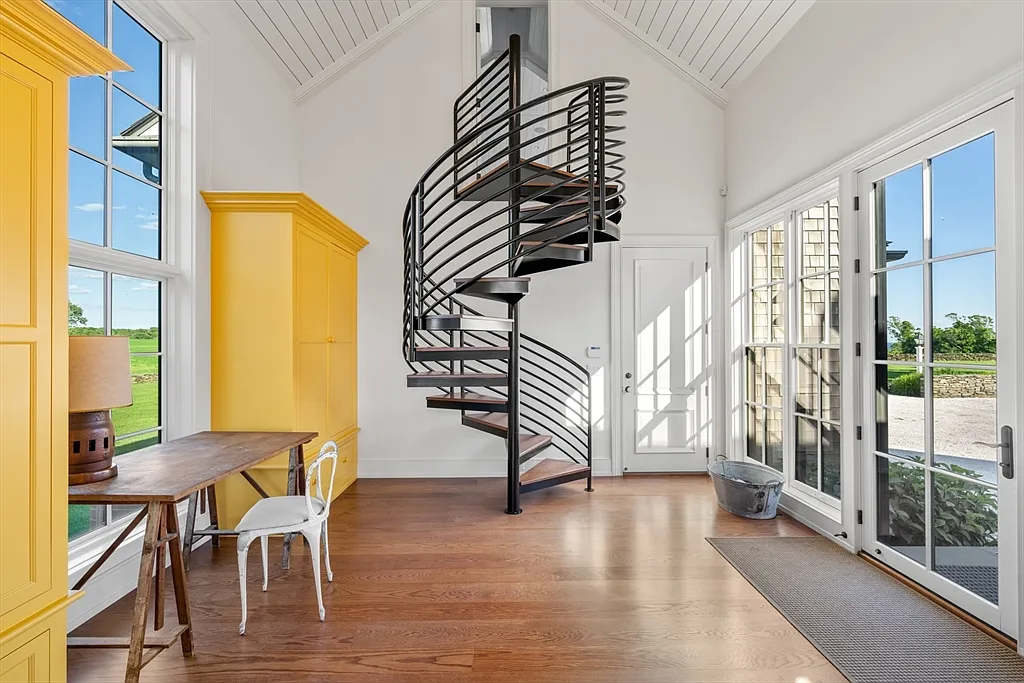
[{"xmin": 68, "ymin": 431, "xmax": 317, "ymax": 504}]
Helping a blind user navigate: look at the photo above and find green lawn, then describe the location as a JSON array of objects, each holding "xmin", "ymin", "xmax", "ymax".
[
  {"xmin": 129, "ymin": 338, "xmax": 159, "ymax": 375},
  {"xmin": 111, "ymin": 381, "xmax": 159, "ymax": 436},
  {"xmin": 886, "ymin": 361, "xmax": 994, "ymax": 382}
]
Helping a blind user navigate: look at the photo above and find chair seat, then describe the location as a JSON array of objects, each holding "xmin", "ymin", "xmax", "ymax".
[{"xmin": 235, "ymin": 496, "xmax": 326, "ymax": 532}]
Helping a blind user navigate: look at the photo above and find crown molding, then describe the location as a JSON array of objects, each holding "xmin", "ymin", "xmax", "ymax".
[
  {"xmin": 1, "ymin": 0, "xmax": 129, "ymax": 76},
  {"xmin": 580, "ymin": 0, "xmax": 729, "ymax": 110},
  {"xmin": 293, "ymin": 0, "xmax": 440, "ymax": 106},
  {"xmin": 200, "ymin": 191, "xmax": 368, "ymax": 252}
]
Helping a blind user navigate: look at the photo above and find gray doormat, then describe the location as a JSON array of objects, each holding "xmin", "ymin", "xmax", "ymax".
[{"xmin": 707, "ymin": 536, "xmax": 1023, "ymax": 683}]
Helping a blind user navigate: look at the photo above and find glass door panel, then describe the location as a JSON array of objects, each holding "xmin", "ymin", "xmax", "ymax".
[{"xmin": 860, "ymin": 104, "xmax": 1017, "ymax": 637}]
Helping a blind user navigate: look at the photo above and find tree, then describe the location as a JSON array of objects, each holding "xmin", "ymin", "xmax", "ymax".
[
  {"xmin": 69, "ymin": 302, "xmax": 88, "ymax": 327},
  {"xmin": 932, "ymin": 313, "xmax": 995, "ymax": 354},
  {"xmin": 888, "ymin": 313, "xmax": 996, "ymax": 356},
  {"xmin": 887, "ymin": 316, "xmax": 920, "ymax": 354}
]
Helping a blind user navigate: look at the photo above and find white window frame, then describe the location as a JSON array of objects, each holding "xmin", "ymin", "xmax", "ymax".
[
  {"xmin": 731, "ymin": 179, "xmax": 853, "ymax": 521},
  {"xmin": 66, "ymin": 0, "xmax": 208, "ymax": 629}
]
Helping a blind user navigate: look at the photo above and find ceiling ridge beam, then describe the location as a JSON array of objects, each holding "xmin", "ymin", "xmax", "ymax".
[
  {"xmin": 294, "ymin": 0, "xmax": 440, "ymax": 105},
  {"xmin": 581, "ymin": 0, "xmax": 729, "ymax": 109}
]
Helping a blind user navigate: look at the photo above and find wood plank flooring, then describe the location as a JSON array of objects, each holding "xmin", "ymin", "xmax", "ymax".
[{"xmin": 67, "ymin": 476, "xmax": 845, "ymax": 682}]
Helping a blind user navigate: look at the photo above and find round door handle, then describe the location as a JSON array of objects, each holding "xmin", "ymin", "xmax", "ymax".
[
  {"xmin": 327, "ymin": 336, "xmax": 335, "ymax": 343},
  {"xmin": 624, "ymin": 386, "xmax": 632, "ymax": 393}
]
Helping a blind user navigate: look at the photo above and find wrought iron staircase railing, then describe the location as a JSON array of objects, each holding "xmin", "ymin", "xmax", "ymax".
[{"xmin": 403, "ymin": 33, "xmax": 627, "ymax": 513}]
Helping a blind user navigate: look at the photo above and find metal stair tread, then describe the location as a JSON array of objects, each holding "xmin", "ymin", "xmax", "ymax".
[{"xmin": 520, "ymin": 459, "xmax": 591, "ymax": 486}]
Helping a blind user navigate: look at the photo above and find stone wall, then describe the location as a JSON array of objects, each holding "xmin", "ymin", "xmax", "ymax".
[{"xmin": 933, "ymin": 374, "xmax": 996, "ymax": 398}]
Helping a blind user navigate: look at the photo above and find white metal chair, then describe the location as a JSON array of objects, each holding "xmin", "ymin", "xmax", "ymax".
[{"xmin": 235, "ymin": 440, "xmax": 338, "ymax": 635}]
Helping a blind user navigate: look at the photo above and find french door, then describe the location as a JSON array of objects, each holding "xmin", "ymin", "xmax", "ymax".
[
  {"xmin": 858, "ymin": 103, "xmax": 1018, "ymax": 637},
  {"xmin": 619, "ymin": 246, "xmax": 709, "ymax": 473}
]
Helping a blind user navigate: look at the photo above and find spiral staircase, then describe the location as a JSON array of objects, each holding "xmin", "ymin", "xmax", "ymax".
[{"xmin": 403, "ymin": 35, "xmax": 628, "ymax": 514}]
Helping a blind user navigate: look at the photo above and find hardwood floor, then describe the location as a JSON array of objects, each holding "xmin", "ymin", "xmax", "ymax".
[{"xmin": 68, "ymin": 476, "xmax": 845, "ymax": 682}]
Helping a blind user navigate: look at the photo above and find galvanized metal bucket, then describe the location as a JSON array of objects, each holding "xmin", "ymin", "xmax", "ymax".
[{"xmin": 707, "ymin": 456, "xmax": 784, "ymax": 520}]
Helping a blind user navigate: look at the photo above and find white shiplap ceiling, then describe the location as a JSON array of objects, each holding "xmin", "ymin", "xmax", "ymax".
[
  {"xmin": 231, "ymin": 0, "xmax": 430, "ymax": 95},
  {"xmin": 590, "ymin": 0, "xmax": 814, "ymax": 104},
  {"xmin": 231, "ymin": 1, "xmax": 812, "ymax": 107}
]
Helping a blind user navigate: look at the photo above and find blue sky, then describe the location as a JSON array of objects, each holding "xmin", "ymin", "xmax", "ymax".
[
  {"xmin": 53, "ymin": 0, "xmax": 163, "ymax": 330},
  {"xmin": 881, "ymin": 133, "xmax": 996, "ymax": 343}
]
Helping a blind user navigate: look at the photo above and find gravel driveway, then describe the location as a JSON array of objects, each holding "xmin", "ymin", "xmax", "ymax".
[{"xmin": 886, "ymin": 396, "xmax": 997, "ymax": 462}]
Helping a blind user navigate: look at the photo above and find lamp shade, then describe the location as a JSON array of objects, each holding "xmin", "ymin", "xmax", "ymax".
[{"xmin": 68, "ymin": 336, "xmax": 133, "ymax": 413}]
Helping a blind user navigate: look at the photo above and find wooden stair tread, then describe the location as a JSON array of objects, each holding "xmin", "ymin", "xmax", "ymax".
[
  {"xmin": 428, "ymin": 393, "xmax": 506, "ymax": 405},
  {"xmin": 520, "ymin": 434, "xmax": 553, "ymax": 455},
  {"xmin": 521, "ymin": 459, "xmax": 590, "ymax": 485},
  {"xmin": 519, "ymin": 241, "xmax": 587, "ymax": 250},
  {"xmin": 454, "ymin": 277, "xmax": 530, "ymax": 283},
  {"xmin": 463, "ymin": 412, "xmax": 508, "ymax": 430},
  {"xmin": 427, "ymin": 314, "xmax": 512, "ymax": 321},
  {"xmin": 415, "ymin": 346, "xmax": 510, "ymax": 353},
  {"xmin": 409, "ymin": 372, "xmax": 506, "ymax": 379}
]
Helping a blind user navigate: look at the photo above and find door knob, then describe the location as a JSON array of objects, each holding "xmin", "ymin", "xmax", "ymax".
[
  {"xmin": 625, "ymin": 372, "xmax": 632, "ymax": 379},
  {"xmin": 623, "ymin": 385, "xmax": 632, "ymax": 393}
]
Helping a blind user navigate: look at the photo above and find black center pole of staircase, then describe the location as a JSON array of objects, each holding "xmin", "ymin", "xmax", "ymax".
[{"xmin": 505, "ymin": 34, "xmax": 523, "ymax": 515}]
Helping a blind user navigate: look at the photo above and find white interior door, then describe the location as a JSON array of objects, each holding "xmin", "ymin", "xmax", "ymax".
[
  {"xmin": 858, "ymin": 103, "xmax": 1019, "ymax": 637},
  {"xmin": 620, "ymin": 246, "xmax": 709, "ymax": 473}
]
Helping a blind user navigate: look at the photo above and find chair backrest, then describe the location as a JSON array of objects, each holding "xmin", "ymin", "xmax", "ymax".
[{"xmin": 305, "ymin": 441, "xmax": 338, "ymax": 523}]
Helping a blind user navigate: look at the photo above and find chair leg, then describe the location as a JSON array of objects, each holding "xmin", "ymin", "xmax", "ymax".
[
  {"xmin": 303, "ymin": 527, "xmax": 325, "ymax": 622},
  {"xmin": 237, "ymin": 534, "xmax": 251, "ymax": 635},
  {"xmin": 322, "ymin": 521, "xmax": 333, "ymax": 583},
  {"xmin": 260, "ymin": 535, "xmax": 269, "ymax": 592}
]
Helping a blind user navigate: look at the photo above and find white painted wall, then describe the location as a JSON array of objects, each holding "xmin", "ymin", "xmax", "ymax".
[
  {"xmin": 725, "ymin": 0, "xmax": 1024, "ymax": 219},
  {"xmin": 297, "ymin": 0, "xmax": 724, "ymax": 478},
  {"xmin": 180, "ymin": 0, "xmax": 301, "ymax": 192}
]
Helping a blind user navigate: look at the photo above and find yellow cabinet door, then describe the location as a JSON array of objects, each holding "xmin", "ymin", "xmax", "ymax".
[
  {"xmin": 328, "ymin": 245, "xmax": 356, "ymax": 343},
  {"xmin": 0, "ymin": 52, "xmax": 64, "ymax": 633},
  {"xmin": 296, "ymin": 341, "xmax": 329, "ymax": 443},
  {"xmin": 328, "ymin": 341, "xmax": 356, "ymax": 436},
  {"xmin": 295, "ymin": 229, "xmax": 329, "ymax": 345}
]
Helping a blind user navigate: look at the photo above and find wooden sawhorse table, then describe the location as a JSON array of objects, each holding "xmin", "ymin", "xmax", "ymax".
[{"xmin": 68, "ymin": 430, "xmax": 316, "ymax": 683}]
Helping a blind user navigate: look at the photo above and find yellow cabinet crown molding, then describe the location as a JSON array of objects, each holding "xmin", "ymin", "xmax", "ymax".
[
  {"xmin": 0, "ymin": 0, "xmax": 129, "ymax": 76},
  {"xmin": 201, "ymin": 192, "xmax": 368, "ymax": 254}
]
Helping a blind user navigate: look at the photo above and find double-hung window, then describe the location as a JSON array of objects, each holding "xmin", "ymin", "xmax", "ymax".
[
  {"xmin": 743, "ymin": 194, "xmax": 843, "ymax": 507},
  {"xmin": 50, "ymin": 0, "xmax": 170, "ymax": 541}
]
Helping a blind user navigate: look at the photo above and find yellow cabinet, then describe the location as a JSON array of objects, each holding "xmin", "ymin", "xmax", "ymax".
[
  {"xmin": 0, "ymin": 2, "xmax": 125, "ymax": 680},
  {"xmin": 202, "ymin": 192, "xmax": 367, "ymax": 529}
]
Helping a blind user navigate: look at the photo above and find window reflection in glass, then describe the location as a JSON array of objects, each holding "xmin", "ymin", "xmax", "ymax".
[
  {"xmin": 112, "ymin": 88, "xmax": 161, "ymax": 183},
  {"xmin": 112, "ymin": 3, "xmax": 162, "ymax": 108},
  {"xmin": 69, "ymin": 76, "xmax": 106, "ymax": 159}
]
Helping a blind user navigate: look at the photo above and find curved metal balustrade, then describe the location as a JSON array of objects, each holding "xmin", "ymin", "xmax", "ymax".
[{"xmin": 402, "ymin": 35, "xmax": 627, "ymax": 513}]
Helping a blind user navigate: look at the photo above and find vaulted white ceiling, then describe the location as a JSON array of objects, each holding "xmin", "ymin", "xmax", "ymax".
[
  {"xmin": 230, "ymin": 0, "xmax": 813, "ymax": 107},
  {"xmin": 230, "ymin": 0, "xmax": 430, "ymax": 92},
  {"xmin": 591, "ymin": 0, "xmax": 814, "ymax": 103}
]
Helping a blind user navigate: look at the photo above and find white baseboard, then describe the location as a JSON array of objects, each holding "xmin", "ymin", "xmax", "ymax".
[
  {"xmin": 359, "ymin": 458, "xmax": 613, "ymax": 479},
  {"xmin": 67, "ymin": 507, "xmax": 211, "ymax": 632}
]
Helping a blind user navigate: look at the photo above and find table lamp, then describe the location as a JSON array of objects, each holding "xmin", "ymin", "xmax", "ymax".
[{"xmin": 68, "ymin": 336, "xmax": 133, "ymax": 485}]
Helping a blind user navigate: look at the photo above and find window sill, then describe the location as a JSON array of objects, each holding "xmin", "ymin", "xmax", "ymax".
[{"xmin": 780, "ymin": 485, "xmax": 842, "ymax": 525}]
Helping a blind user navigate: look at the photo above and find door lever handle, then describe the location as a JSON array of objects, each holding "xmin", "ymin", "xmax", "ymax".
[{"xmin": 974, "ymin": 425, "xmax": 1013, "ymax": 479}]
